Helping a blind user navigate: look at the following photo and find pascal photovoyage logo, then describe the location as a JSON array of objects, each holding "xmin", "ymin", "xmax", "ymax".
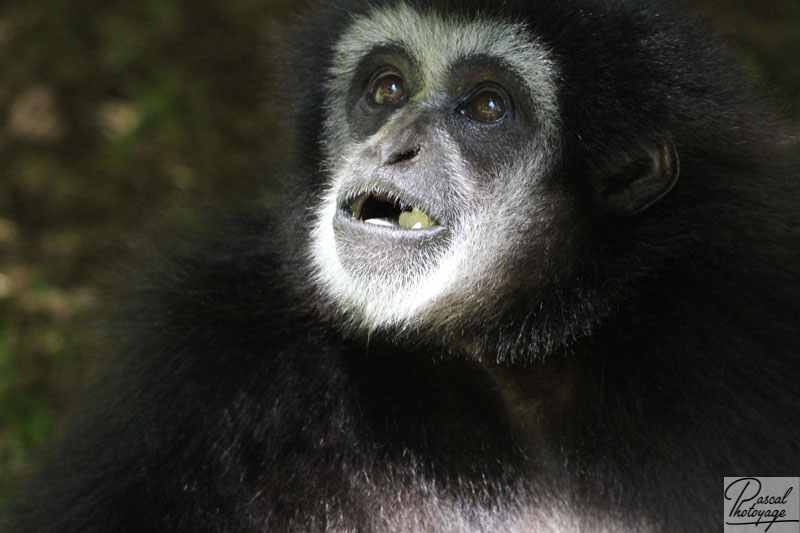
[{"xmin": 724, "ymin": 477, "xmax": 800, "ymax": 533}]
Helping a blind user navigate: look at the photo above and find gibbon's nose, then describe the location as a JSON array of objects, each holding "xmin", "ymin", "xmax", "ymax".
[
  {"xmin": 384, "ymin": 144, "xmax": 421, "ymax": 166},
  {"xmin": 377, "ymin": 110, "xmax": 428, "ymax": 167}
]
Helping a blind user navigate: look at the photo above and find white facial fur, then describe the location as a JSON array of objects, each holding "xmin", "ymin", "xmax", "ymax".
[{"xmin": 310, "ymin": 2, "xmax": 561, "ymax": 335}]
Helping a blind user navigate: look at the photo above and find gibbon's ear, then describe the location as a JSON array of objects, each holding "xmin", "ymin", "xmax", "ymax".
[{"xmin": 593, "ymin": 139, "xmax": 679, "ymax": 215}]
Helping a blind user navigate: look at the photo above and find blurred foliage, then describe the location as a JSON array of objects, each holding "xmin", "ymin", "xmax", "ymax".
[
  {"xmin": 0, "ymin": 0, "xmax": 798, "ymax": 508},
  {"xmin": 0, "ymin": 0, "xmax": 297, "ymax": 505}
]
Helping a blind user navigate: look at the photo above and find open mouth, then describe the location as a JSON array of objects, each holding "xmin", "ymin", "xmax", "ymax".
[{"xmin": 344, "ymin": 191, "xmax": 438, "ymax": 230}]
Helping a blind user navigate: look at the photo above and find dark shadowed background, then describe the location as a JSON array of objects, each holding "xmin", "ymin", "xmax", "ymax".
[{"xmin": 0, "ymin": 0, "xmax": 798, "ymax": 506}]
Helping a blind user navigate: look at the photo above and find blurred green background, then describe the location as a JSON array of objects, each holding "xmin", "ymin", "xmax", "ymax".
[{"xmin": 0, "ymin": 0, "xmax": 798, "ymax": 507}]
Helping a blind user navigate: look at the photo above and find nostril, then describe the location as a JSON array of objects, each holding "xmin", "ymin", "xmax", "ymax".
[{"xmin": 384, "ymin": 145, "xmax": 421, "ymax": 166}]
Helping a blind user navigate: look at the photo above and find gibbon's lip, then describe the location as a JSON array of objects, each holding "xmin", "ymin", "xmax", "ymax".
[{"xmin": 338, "ymin": 186, "xmax": 444, "ymax": 231}]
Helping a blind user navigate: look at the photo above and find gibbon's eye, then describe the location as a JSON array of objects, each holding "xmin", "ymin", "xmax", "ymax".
[
  {"xmin": 459, "ymin": 88, "xmax": 507, "ymax": 123},
  {"xmin": 370, "ymin": 71, "xmax": 407, "ymax": 105}
]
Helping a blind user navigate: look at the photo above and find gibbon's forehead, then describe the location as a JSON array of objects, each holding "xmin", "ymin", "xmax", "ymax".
[{"xmin": 327, "ymin": 2, "xmax": 558, "ymax": 116}]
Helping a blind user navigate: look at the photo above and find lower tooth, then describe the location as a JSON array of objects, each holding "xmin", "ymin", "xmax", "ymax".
[
  {"xmin": 365, "ymin": 218, "xmax": 393, "ymax": 227},
  {"xmin": 398, "ymin": 207, "xmax": 433, "ymax": 229}
]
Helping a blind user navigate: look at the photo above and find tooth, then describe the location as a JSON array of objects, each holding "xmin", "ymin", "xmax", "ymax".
[
  {"xmin": 349, "ymin": 195, "xmax": 366, "ymax": 219},
  {"xmin": 398, "ymin": 207, "xmax": 433, "ymax": 229},
  {"xmin": 365, "ymin": 218, "xmax": 393, "ymax": 227}
]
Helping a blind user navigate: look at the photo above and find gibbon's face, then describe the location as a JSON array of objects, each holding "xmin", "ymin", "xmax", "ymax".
[{"xmin": 310, "ymin": 3, "xmax": 565, "ymax": 335}]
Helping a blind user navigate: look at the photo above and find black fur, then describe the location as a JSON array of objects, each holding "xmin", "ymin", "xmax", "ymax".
[{"xmin": 7, "ymin": 1, "xmax": 800, "ymax": 531}]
